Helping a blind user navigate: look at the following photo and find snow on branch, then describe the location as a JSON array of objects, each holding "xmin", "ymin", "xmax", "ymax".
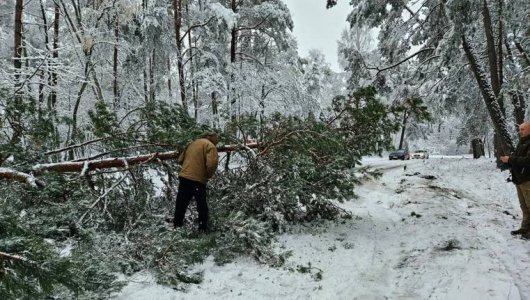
[
  {"xmin": 33, "ymin": 151, "xmax": 181, "ymax": 174},
  {"xmin": 33, "ymin": 143, "xmax": 260, "ymax": 175},
  {"xmin": 0, "ymin": 251, "xmax": 38, "ymax": 266},
  {"xmin": 180, "ymin": 17, "xmax": 215, "ymax": 44},
  {"xmin": 462, "ymin": 34, "xmax": 514, "ymax": 153},
  {"xmin": 0, "ymin": 143, "xmax": 260, "ymax": 187},
  {"xmin": 44, "ymin": 137, "xmax": 105, "ymax": 156},
  {"xmin": 366, "ymin": 48, "xmax": 436, "ymax": 74},
  {"xmin": 0, "ymin": 168, "xmax": 44, "ymax": 187}
]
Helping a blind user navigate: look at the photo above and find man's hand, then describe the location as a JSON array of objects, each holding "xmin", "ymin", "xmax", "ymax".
[{"xmin": 500, "ymin": 156, "xmax": 510, "ymax": 163}]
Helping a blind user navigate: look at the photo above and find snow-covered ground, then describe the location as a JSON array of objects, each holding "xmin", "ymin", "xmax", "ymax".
[{"xmin": 115, "ymin": 156, "xmax": 530, "ymax": 300}]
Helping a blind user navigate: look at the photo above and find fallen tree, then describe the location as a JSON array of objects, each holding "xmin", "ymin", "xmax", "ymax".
[
  {"xmin": 0, "ymin": 168, "xmax": 45, "ymax": 187},
  {"xmin": 0, "ymin": 143, "xmax": 259, "ymax": 186}
]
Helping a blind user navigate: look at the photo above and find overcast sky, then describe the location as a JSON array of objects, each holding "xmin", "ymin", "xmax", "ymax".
[{"xmin": 283, "ymin": 0, "xmax": 351, "ymax": 72}]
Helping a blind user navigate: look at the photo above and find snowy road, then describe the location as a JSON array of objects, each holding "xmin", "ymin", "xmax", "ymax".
[{"xmin": 117, "ymin": 156, "xmax": 530, "ymax": 300}]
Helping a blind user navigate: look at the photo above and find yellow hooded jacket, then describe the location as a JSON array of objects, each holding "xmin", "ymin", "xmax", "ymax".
[{"xmin": 177, "ymin": 138, "xmax": 218, "ymax": 184}]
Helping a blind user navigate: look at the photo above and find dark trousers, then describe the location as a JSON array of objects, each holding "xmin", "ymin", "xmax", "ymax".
[{"xmin": 173, "ymin": 177, "xmax": 208, "ymax": 230}]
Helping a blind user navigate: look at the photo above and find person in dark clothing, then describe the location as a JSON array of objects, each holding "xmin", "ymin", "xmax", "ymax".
[
  {"xmin": 500, "ymin": 122, "xmax": 530, "ymax": 239},
  {"xmin": 174, "ymin": 133, "xmax": 218, "ymax": 231}
]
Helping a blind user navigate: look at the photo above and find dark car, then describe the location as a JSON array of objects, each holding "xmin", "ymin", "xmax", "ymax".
[{"xmin": 389, "ymin": 149, "xmax": 410, "ymax": 160}]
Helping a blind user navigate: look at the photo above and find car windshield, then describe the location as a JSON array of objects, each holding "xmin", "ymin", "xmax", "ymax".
[
  {"xmin": 395, "ymin": 150, "xmax": 406, "ymax": 153},
  {"xmin": 415, "ymin": 150, "xmax": 425, "ymax": 153}
]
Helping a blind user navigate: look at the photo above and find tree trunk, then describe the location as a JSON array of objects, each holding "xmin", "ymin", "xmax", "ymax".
[
  {"xmin": 38, "ymin": 70, "xmax": 45, "ymax": 109},
  {"xmin": 398, "ymin": 110, "xmax": 408, "ymax": 149},
  {"xmin": 150, "ymin": 50, "xmax": 155, "ymax": 103},
  {"xmin": 496, "ymin": 0, "xmax": 503, "ymax": 89},
  {"xmin": 38, "ymin": 0, "xmax": 49, "ymax": 109},
  {"xmin": 34, "ymin": 143, "xmax": 259, "ymax": 174},
  {"xmin": 482, "ymin": 0, "xmax": 501, "ymax": 98},
  {"xmin": 229, "ymin": 0, "xmax": 239, "ymax": 123},
  {"xmin": 211, "ymin": 91, "xmax": 219, "ymax": 129},
  {"xmin": 113, "ymin": 15, "xmax": 119, "ymax": 110},
  {"xmin": 260, "ymin": 84, "xmax": 266, "ymax": 141},
  {"xmin": 510, "ymin": 90, "xmax": 526, "ymax": 126},
  {"xmin": 167, "ymin": 56, "xmax": 173, "ymax": 97},
  {"xmin": 70, "ymin": 62, "xmax": 90, "ymax": 156},
  {"xmin": 9, "ymin": 0, "xmax": 24, "ymax": 145},
  {"xmin": 462, "ymin": 35, "xmax": 514, "ymax": 156},
  {"xmin": 514, "ymin": 40, "xmax": 530, "ymax": 68},
  {"xmin": 2, "ymin": 142, "xmax": 260, "ymax": 186},
  {"xmin": 471, "ymin": 138, "xmax": 484, "ymax": 159},
  {"xmin": 143, "ymin": 62, "xmax": 149, "ymax": 103},
  {"xmin": 186, "ymin": 1, "xmax": 198, "ymax": 119},
  {"xmin": 49, "ymin": 3, "xmax": 60, "ymax": 110},
  {"xmin": 173, "ymin": 0, "xmax": 187, "ymax": 110},
  {"xmin": 14, "ymin": 0, "xmax": 23, "ymax": 88}
]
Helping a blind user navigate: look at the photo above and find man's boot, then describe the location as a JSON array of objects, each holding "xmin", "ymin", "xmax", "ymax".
[
  {"xmin": 521, "ymin": 232, "xmax": 530, "ymax": 240},
  {"xmin": 510, "ymin": 228, "xmax": 529, "ymax": 235}
]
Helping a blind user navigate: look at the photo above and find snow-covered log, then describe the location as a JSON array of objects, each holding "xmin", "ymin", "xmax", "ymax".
[
  {"xmin": 0, "ymin": 143, "xmax": 260, "ymax": 187},
  {"xmin": 32, "ymin": 143, "xmax": 259, "ymax": 174},
  {"xmin": 0, "ymin": 168, "xmax": 44, "ymax": 187},
  {"xmin": 33, "ymin": 151, "xmax": 180, "ymax": 174}
]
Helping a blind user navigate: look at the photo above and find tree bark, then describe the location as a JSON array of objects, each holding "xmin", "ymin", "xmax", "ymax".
[
  {"xmin": 482, "ymin": 0, "xmax": 501, "ymax": 98},
  {"xmin": 10, "ymin": 0, "xmax": 24, "ymax": 144},
  {"xmin": 509, "ymin": 90, "xmax": 526, "ymax": 126},
  {"xmin": 186, "ymin": 1, "xmax": 198, "ymax": 119},
  {"xmin": 49, "ymin": 2, "xmax": 60, "ymax": 110},
  {"xmin": 14, "ymin": 0, "xmax": 23, "ymax": 87},
  {"xmin": 229, "ymin": 0, "xmax": 239, "ymax": 123},
  {"xmin": 0, "ymin": 168, "xmax": 44, "ymax": 187},
  {"xmin": 462, "ymin": 35, "xmax": 514, "ymax": 155},
  {"xmin": 496, "ymin": 0, "xmax": 503, "ymax": 90},
  {"xmin": 150, "ymin": 50, "xmax": 155, "ymax": 102},
  {"xmin": 38, "ymin": 0, "xmax": 49, "ymax": 109},
  {"xmin": 167, "ymin": 56, "xmax": 173, "ymax": 97},
  {"xmin": 514, "ymin": 40, "xmax": 530, "ymax": 67},
  {"xmin": 33, "ymin": 143, "xmax": 259, "ymax": 174},
  {"xmin": 471, "ymin": 138, "xmax": 485, "ymax": 159},
  {"xmin": 173, "ymin": 0, "xmax": 187, "ymax": 110},
  {"xmin": 2, "ymin": 142, "xmax": 263, "ymax": 186},
  {"xmin": 113, "ymin": 15, "xmax": 119, "ymax": 110},
  {"xmin": 143, "ymin": 62, "xmax": 149, "ymax": 103},
  {"xmin": 211, "ymin": 91, "xmax": 219, "ymax": 128},
  {"xmin": 70, "ymin": 62, "xmax": 90, "ymax": 150},
  {"xmin": 398, "ymin": 110, "xmax": 408, "ymax": 150}
]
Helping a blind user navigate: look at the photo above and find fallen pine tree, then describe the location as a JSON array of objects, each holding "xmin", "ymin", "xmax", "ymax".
[{"xmin": 0, "ymin": 143, "xmax": 259, "ymax": 186}]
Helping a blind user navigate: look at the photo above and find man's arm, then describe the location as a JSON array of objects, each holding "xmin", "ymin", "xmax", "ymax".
[
  {"xmin": 205, "ymin": 144, "xmax": 218, "ymax": 179},
  {"xmin": 508, "ymin": 155, "xmax": 530, "ymax": 167},
  {"xmin": 177, "ymin": 150, "xmax": 185, "ymax": 165}
]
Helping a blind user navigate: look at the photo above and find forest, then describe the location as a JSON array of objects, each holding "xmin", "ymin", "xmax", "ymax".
[{"xmin": 0, "ymin": 0, "xmax": 528, "ymax": 297}]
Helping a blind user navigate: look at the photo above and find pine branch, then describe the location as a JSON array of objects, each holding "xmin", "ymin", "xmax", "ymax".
[
  {"xmin": 179, "ymin": 17, "xmax": 214, "ymax": 44},
  {"xmin": 236, "ymin": 14, "xmax": 272, "ymax": 32},
  {"xmin": 366, "ymin": 48, "xmax": 436, "ymax": 74},
  {"xmin": 78, "ymin": 170, "xmax": 128, "ymax": 224},
  {"xmin": 0, "ymin": 251, "xmax": 38, "ymax": 266},
  {"xmin": 44, "ymin": 137, "xmax": 105, "ymax": 156}
]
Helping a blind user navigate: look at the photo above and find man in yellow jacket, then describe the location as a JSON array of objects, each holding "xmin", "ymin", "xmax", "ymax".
[{"xmin": 174, "ymin": 133, "xmax": 219, "ymax": 231}]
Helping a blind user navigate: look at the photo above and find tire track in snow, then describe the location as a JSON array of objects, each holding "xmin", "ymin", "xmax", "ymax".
[{"xmin": 361, "ymin": 159, "xmax": 524, "ymax": 299}]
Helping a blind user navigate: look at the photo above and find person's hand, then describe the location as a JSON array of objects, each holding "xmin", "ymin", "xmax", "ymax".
[{"xmin": 500, "ymin": 156, "xmax": 510, "ymax": 163}]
